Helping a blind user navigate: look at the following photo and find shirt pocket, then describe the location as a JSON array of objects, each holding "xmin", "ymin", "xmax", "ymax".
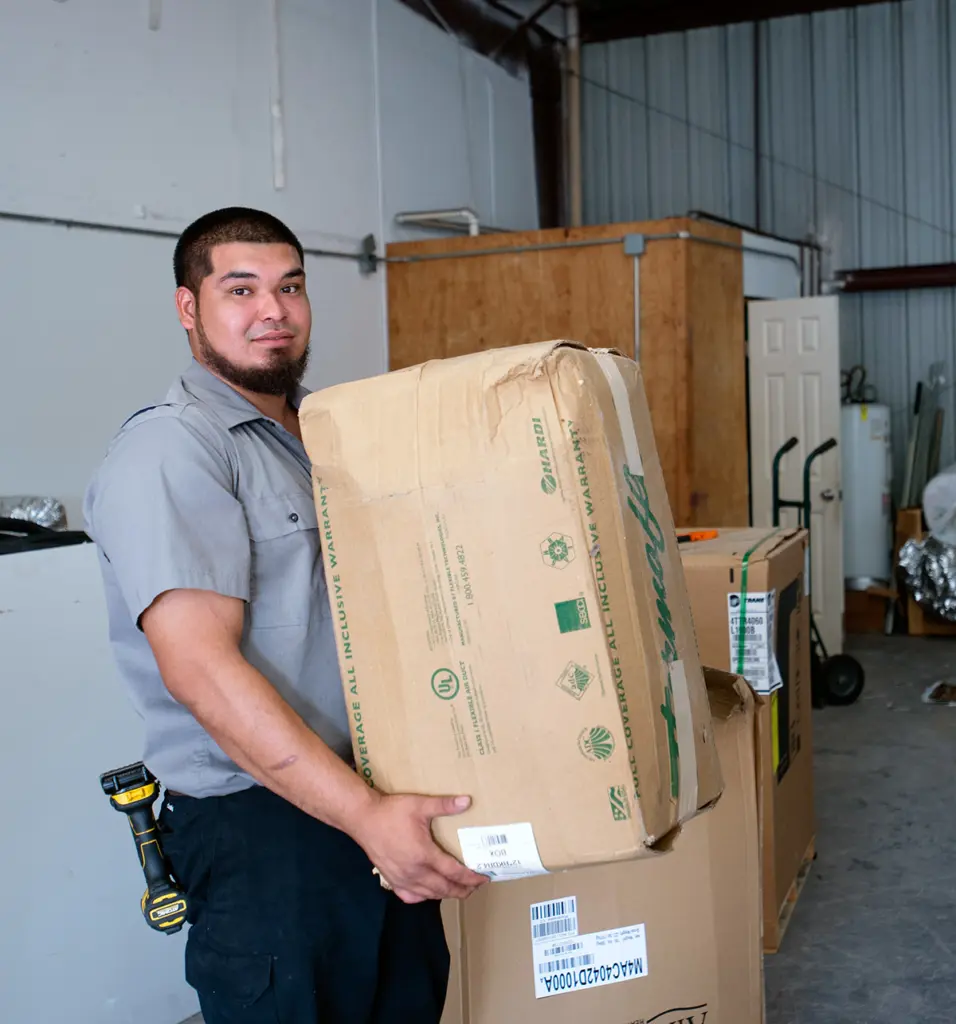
[{"xmin": 244, "ymin": 492, "xmax": 322, "ymax": 629}]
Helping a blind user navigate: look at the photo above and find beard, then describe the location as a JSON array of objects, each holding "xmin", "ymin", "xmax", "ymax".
[{"xmin": 196, "ymin": 315, "xmax": 310, "ymax": 398}]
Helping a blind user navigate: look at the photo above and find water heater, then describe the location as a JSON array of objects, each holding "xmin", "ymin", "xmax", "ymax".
[{"xmin": 841, "ymin": 403, "xmax": 892, "ymax": 588}]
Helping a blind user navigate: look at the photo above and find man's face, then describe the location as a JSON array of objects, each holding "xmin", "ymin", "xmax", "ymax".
[{"xmin": 176, "ymin": 241, "xmax": 311, "ymax": 396}]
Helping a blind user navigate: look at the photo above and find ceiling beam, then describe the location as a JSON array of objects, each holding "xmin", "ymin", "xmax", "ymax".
[
  {"xmin": 580, "ymin": 0, "xmax": 887, "ymax": 43},
  {"xmin": 489, "ymin": 0, "xmax": 564, "ymax": 59}
]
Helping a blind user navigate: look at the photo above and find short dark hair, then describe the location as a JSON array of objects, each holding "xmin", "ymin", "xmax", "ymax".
[{"xmin": 174, "ymin": 207, "xmax": 304, "ymax": 293}]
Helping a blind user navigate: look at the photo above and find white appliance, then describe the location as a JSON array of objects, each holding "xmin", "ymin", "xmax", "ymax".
[
  {"xmin": 841, "ymin": 403, "xmax": 892, "ymax": 588},
  {"xmin": 0, "ymin": 543, "xmax": 198, "ymax": 1024}
]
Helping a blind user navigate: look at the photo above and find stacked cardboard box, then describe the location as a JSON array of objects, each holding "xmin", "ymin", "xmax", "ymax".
[
  {"xmin": 679, "ymin": 528, "xmax": 815, "ymax": 952},
  {"xmin": 300, "ymin": 342, "xmax": 721, "ymax": 873},
  {"xmin": 440, "ymin": 669, "xmax": 764, "ymax": 1024}
]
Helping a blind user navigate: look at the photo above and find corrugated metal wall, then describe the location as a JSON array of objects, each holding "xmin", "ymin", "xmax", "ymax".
[{"xmin": 582, "ymin": 0, "xmax": 956, "ymax": 485}]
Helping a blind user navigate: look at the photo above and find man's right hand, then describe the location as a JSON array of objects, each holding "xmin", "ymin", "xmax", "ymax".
[{"xmin": 352, "ymin": 792, "xmax": 489, "ymax": 904}]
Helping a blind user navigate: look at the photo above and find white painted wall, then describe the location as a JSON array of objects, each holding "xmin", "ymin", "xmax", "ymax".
[
  {"xmin": 0, "ymin": 2, "xmax": 537, "ymax": 1022},
  {"xmin": 0, "ymin": 0, "xmax": 538, "ymax": 526}
]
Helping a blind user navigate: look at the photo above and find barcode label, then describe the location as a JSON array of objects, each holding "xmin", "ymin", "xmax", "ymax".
[
  {"xmin": 531, "ymin": 898, "xmax": 576, "ymax": 922},
  {"xmin": 538, "ymin": 953, "xmax": 595, "ymax": 975},
  {"xmin": 530, "ymin": 897, "xmax": 579, "ymax": 942},
  {"xmin": 532, "ymin": 917, "xmax": 578, "ymax": 940},
  {"xmin": 727, "ymin": 591, "xmax": 782, "ymax": 695},
  {"xmin": 541, "ymin": 941, "xmax": 584, "ymax": 956},
  {"xmin": 458, "ymin": 823, "xmax": 548, "ymax": 880},
  {"xmin": 532, "ymin": 923, "xmax": 649, "ymax": 1000}
]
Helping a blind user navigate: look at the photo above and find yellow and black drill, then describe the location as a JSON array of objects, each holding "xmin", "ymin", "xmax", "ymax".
[{"xmin": 100, "ymin": 761, "xmax": 189, "ymax": 934}]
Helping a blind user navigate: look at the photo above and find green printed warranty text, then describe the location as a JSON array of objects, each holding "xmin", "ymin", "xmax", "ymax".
[
  {"xmin": 567, "ymin": 422, "xmax": 640, "ymax": 802},
  {"xmin": 320, "ymin": 484, "xmax": 374, "ymax": 789}
]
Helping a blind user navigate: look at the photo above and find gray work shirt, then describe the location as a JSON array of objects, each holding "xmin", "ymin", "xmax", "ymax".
[{"xmin": 84, "ymin": 360, "xmax": 351, "ymax": 797}]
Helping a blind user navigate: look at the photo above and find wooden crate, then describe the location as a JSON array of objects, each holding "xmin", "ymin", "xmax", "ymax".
[{"xmin": 385, "ymin": 218, "xmax": 749, "ymax": 528}]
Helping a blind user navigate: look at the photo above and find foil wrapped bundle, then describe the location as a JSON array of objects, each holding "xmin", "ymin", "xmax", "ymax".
[
  {"xmin": 0, "ymin": 496, "xmax": 67, "ymax": 530},
  {"xmin": 899, "ymin": 536, "xmax": 956, "ymax": 622}
]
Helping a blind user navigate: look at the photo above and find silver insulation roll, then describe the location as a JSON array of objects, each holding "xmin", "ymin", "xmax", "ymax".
[
  {"xmin": 0, "ymin": 496, "xmax": 67, "ymax": 530},
  {"xmin": 899, "ymin": 536, "xmax": 956, "ymax": 622}
]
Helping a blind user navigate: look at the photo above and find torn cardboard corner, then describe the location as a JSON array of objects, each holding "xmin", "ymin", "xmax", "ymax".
[
  {"xmin": 440, "ymin": 666, "xmax": 764, "ymax": 1024},
  {"xmin": 300, "ymin": 341, "xmax": 722, "ymax": 875},
  {"xmin": 680, "ymin": 527, "xmax": 814, "ymax": 954}
]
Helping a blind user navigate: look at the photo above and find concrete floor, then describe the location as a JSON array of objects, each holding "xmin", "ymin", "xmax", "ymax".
[{"xmin": 765, "ymin": 634, "xmax": 956, "ymax": 1024}]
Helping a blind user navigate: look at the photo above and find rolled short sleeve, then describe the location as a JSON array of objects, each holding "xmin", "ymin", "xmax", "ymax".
[{"xmin": 85, "ymin": 409, "xmax": 251, "ymax": 626}]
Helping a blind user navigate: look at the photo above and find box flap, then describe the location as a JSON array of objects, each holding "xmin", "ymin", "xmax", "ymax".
[
  {"xmin": 703, "ymin": 666, "xmax": 754, "ymax": 722},
  {"xmin": 677, "ymin": 527, "xmax": 804, "ymax": 566}
]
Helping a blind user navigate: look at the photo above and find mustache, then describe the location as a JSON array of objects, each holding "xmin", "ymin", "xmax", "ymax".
[{"xmin": 247, "ymin": 324, "xmax": 298, "ymax": 341}]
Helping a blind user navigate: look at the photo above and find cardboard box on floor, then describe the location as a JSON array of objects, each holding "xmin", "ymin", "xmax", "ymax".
[
  {"xmin": 440, "ymin": 669, "xmax": 763, "ymax": 1024},
  {"xmin": 300, "ymin": 342, "xmax": 722, "ymax": 875},
  {"xmin": 679, "ymin": 528, "xmax": 814, "ymax": 953}
]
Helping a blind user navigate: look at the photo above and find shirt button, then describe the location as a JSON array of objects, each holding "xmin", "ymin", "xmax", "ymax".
[{"xmin": 289, "ymin": 512, "xmax": 299, "ymax": 523}]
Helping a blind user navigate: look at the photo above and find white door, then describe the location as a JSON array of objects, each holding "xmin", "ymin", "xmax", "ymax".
[{"xmin": 748, "ymin": 297, "xmax": 844, "ymax": 655}]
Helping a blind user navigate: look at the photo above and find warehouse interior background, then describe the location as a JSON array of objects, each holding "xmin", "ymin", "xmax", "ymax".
[
  {"xmin": 4, "ymin": 1, "xmax": 956, "ymax": 1023},
  {"xmin": 7, "ymin": 0, "xmax": 956, "ymax": 517}
]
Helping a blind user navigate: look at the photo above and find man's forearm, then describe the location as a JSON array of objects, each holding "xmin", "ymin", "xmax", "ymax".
[
  {"xmin": 187, "ymin": 648, "xmax": 376, "ymax": 834},
  {"xmin": 142, "ymin": 589, "xmax": 376, "ymax": 836}
]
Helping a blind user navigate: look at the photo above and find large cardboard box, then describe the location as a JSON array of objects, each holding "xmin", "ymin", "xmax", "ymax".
[
  {"xmin": 679, "ymin": 528, "xmax": 814, "ymax": 952},
  {"xmin": 441, "ymin": 669, "xmax": 763, "ymax": 1024},
  {"xmin": 300, "ymin": 341, "xmax": 722, "ymax": 874}
]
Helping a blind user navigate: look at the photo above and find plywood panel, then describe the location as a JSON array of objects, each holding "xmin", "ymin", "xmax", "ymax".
[
  {"xmin": 386, "ymin": 220, "xmax": 687, "ymax": 370},
  {"xmin": 385, "ymin": 218, "xmax": 748, "ymax": 527},
  {"xmin": 635, "ymin": 232, "xmax": 689, "ymax": 521},
  {"xmin": 686, "ymin": 222, "xmax": 749, "ymax": 525}
]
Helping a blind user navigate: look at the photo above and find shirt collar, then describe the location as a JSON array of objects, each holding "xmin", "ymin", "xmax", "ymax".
[{"xmin": 179, "ymin": 359, "xmax": 310, "ymax": 430}]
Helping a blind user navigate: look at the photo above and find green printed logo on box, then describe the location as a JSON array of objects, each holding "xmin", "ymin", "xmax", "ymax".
[
  {"xmin": 608, "ymin": 785, "xmax": 631, "ymax": 821},
  {"xmin": 578, "ymin": 725, "xmax": 616, "ymax": 761},
  {"xmin": 541, "ymin": 532, "xmax": 575, "ymax": 569},
  {"xmin": 532, "ymin": 416, "xmax": 558, "ymax": 494},
  {"xmin": 431, "ymin": 668, "xmax": 460, "ymax": 700},
  {"xmin": 556, "ymin": 661, "xmax": 593, "ymax": 700},
  {"xmin": 555, "ymin": 597, "xmax": 591, "ymax": 634}
]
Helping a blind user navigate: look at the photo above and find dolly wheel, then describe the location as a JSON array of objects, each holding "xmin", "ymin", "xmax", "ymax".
[{"xmin": 824, "ymin": 654, "xmax": 865, "ymax": 706}]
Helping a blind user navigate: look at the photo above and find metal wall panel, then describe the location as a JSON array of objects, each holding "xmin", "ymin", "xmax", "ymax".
[{"xmin": 582, "ymin": 0, "xmax": 956, "ymax": 490}]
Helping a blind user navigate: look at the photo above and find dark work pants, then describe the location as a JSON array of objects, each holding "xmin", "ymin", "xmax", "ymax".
[{"xmin": 158, "ymin": 785, "xmax": 450, "ymax": 1023}]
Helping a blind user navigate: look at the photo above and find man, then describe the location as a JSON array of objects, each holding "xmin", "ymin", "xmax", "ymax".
[{"xmin": 85, "ymin": 207, "xmax": 487, "ymax": 1023}]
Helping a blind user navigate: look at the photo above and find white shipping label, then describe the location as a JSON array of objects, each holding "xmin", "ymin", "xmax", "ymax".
[
  {"xmin": 727, "ymin": 590, "xmax": 782, "ymax": 695},
  {"xmin": 771, "ymin": 654, "xmax": 785, "ymax": 692},
  {"xmin": 457, "ymin": 823, "xmax": 548, "ymax": 880},
  {"xmin": 528, "ymin": 896, "xmax": 648, "ymax": 1000},
  {"xmin": 530, "ymin": 896, "xmax": 579, "ymax": 942}
]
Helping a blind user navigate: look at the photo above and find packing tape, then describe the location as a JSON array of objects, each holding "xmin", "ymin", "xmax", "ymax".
[
  {"xmin": 594, "ymin": 353, "xmax": 644, "ymax": 476},
  {"xmin": 593, "ymin": 352, "xmax": 698, "ymax": 822}
]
